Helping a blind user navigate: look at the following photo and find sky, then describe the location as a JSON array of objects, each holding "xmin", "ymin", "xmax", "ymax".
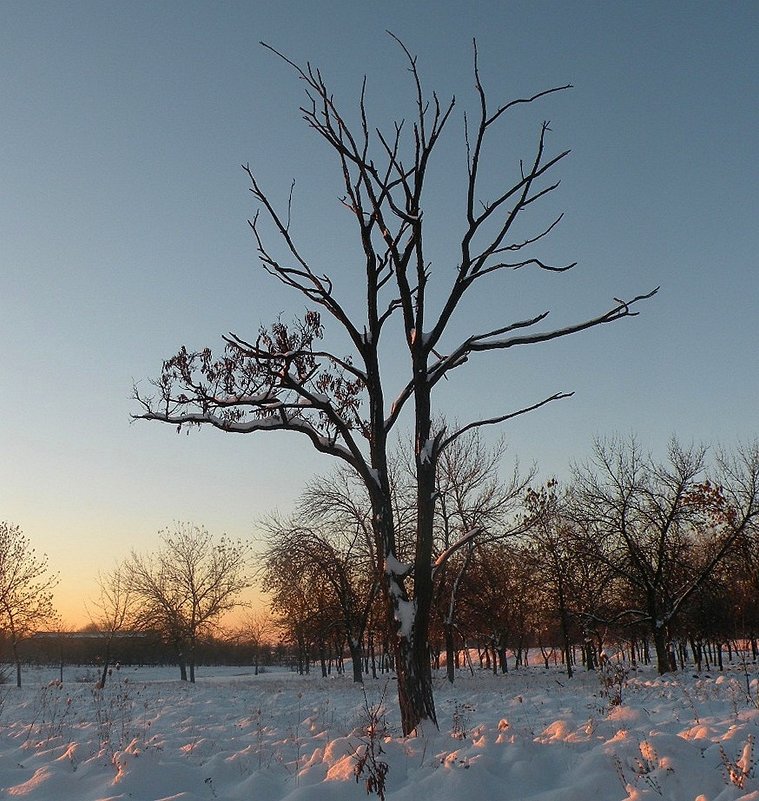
[{"xmin": 2, "ymin": 1, "xmax": 757, "ymax": 627}]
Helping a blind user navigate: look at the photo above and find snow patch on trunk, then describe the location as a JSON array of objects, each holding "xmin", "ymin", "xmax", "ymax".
[
  {"xmin": 384, "ymin": 553, "xmax": 411, "ymax": 576},
  {"xmin": 420, "ymin": 438, "xmax": 434, "ymax": 464},
  {"xmin": 394, "ymin": 598, "xmax": 416, "ymax": 640}
]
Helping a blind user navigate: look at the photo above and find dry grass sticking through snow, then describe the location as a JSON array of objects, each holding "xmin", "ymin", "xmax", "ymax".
[{"xmin": 0, "ymin": 662, "xmax": 758, "ymax": 800}]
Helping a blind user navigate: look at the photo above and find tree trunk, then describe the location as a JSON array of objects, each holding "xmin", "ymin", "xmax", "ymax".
[
  {"xmin": 178, "ymin": 659, "xmax": 188, "ymax": 681},
  {"xmin": 557, "ymin": 579, "xmax": 573, "ymax": 678},
  {"xmin": 348, "ymin": 637, "xmax": 363, "ymax": 683},
  {"xmin": 652, "ymin": 624, "xmax": 670, "ymax": 674},
  {"xmin": 389, "ymin": 340, "xmax": 440, "ymax": 737},
  {"xmin": 464, "ymin": 641, "xmax": 475, "ymax": 676},
  {"xmin": 370, "ymin": 469, "xmax": 436, "ymax": 735},
  {"xmin": 562, "ymin": 630, "xmax": 573, "ymax": 679},
  {"xmin": 188, "ymin": 634, "xmax": 197, "ymax": 683},
  {"xmin": 12, "ymin": 639, "xmax": 21, "ymax": 688},
  {"xmin": 691, "ymin": 638, "xmax": 702, "ymax": 672},
  {"xmin": 445, "ymin": 622, "xmax": 456, "ymax": 684},
  {"xmin": 442, "ymin": 541, "xmax": 475, "ymax": 686},
  {"xmin": 585, "ymin": 640, "xmax": 596, "ymax": 671},
  {"xmin": 383, "ymin": 567, "xmax": 436, "ymax": 735},
  {"xmin": 497, "ymin": 644, "xmax": 508, "ymax": 674},
  {"xmin": 319, "ymin": 640, "xmax": 328, "ymax": 678},
  {"xmin": 395, "ymin": 632, "xmax": 436, "ymax": 736},
  {"xmin": 296, "ymin": 636, "xmax": 305, "ymax": 675}
]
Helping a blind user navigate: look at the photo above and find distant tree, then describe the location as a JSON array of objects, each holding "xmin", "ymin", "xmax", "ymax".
[
  {"xmin": 258, "ymin": 520, "xmax": 340, "ymax": 675},
  {"xmin": 0, "ymin": 522, "xmax": 58, "ymax": 687},
  {"xmin": 571, "ymin": 437, "xmax": 759, "ymax": 674},
  {"xmin": 135, "ymin": 38, "xmax": 656, "ymax": 734},
  {"xmin": 87, "ymin": 565, "xmax": 136, "ymax": 687},
  {"xmin": 432, "ymin": 431, "xmax": 530, "ymax": 682},
  {"xmin": 460, "ymin": 540, "xmax": 534, "ymax": 673},
  {"xmin": 262, "ymin": 506, "xmax": 378, "ymax": 682},
  {"xmin": 235, "ymin": 609, "xmax": 275, "ymax": 674},
  {"xmin": 726, "ymin": 529, "xmax": 759, "ymax": 660},
  {"xmin": 125, "ymin": 523, "xmax": 252, "ymax": 681},
  {"xmin": 260, "ymin": 505, "xmax": 378, "ymax": 682},
  {"xmin": 524, "ymin": 481, "xmax": 578, "ymax": 676}
]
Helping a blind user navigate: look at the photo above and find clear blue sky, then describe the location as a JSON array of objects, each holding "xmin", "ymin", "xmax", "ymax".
[{"xmin": 2, "ymin": 1, "xmax": 757, "ymax": 624}]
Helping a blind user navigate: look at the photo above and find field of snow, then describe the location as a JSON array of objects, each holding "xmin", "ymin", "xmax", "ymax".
[{"xmin": 1, "ymin": 662, "xmax": 759, "ymax": 800}]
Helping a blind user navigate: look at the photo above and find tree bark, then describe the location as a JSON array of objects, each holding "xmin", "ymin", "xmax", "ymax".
[
  {"xmin": 178, "ymin": 649, "xmax": 188, "ymax": 681},
  {"xmin": 557, "ymin": 578, "xmax": 574, "ymax": 678},
  {"xmin": 395, "ymin": 634, "xmax": 436, "ymax": 736},
  {"xmin": 652, "ymin": 623, "xmax": 670, "ymax": 675},
  {"xmin": 348, "ymin": 637, "xmax": 363, "ymax": 683},
  {"xmin": 12, "ymin": 639, "xmax": 21, "ymax": 688},
  {"xmin": 319, "ymin": 640, "xmax": 328, "ymax": 678},
  {"xmin": 99, "ymin": 659, "xmax": 110, "ymax": 688}
]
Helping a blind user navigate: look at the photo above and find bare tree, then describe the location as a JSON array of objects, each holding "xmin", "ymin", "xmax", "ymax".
[
  {"xmin": 236, "ymin": 609, "xmax": 275, "ymax": 675},
  {"xmin": 87, "ymin": 565, "xmax": 136, "ymax": 687},
  {"xmin": 571, "ymin": 436, "xmax": 759, "ymax": 674},
  {"xmin": 0, "ymin": 522, "xmax": 58, "ymax": 687},
  {"xmin": 259, "ymin": 543, "xmax": 333, "ymax": 674},
  {"xmin": 125, "ymin": 523, "xmax": 251, "ymax": 682},
  {"xmin": 459, "ymin": 539, "xmax": 534, "ymax": 673},
  {"xmin": 260, "ymin": 501, "xmax": 379, "ymax": 682},
  {"xmin": 524, "ymin": 481, "xmax": 579, "ymax": 677},
  {"xmin": 724, "ymin": 527, "xmax": 759, "ymax": 662},
  {"xmin": 134, "ymin": 38, "xmax": 655, "ymax": 733},
  {"xmin": 433, "ymin": 430, "xmax": 531, "ymax": 682}
]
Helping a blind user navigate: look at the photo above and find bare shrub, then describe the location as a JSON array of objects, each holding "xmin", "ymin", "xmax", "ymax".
[{"xmin": 353, "ymin": 684, "xmax": 391, "ymax": 801}]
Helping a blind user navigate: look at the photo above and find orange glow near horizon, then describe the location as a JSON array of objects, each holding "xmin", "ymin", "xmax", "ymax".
[{"xmin": 51, "ymin": 581, "xmax": 268, "ymax": 633}]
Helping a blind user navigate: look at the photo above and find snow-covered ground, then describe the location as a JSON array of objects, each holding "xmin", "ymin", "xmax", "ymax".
[{"xmin": 1, "ymin": 661, "xmax": 759, "ymax": 800}]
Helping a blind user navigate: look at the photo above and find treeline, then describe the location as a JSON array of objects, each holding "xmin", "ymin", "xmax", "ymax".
[
  {"xmin": 0, "ymin": 522, "xmax": 254, "ymax": 687},
  {"xmin": 260, "ymin": 434, "xmax": 759, "ymax": 681},
  {"xmin": 2, "ymin": 630, "xmax": 286, "ymax": 674},
  {"xmin": 3, "ymin": 434, "xmax": 759, "ymax": 687}
]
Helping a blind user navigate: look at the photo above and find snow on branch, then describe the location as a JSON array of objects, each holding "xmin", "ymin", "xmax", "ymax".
[
  {"xmin": 132, "ymin": 313, "xmax": 373, "ymax": 474},
  {"xmin": 133, "ymin": 403, "xmax": 359, "ymax": 464},
  {"xmin": 432, "ymin": 525, "xmax": 483, "ymax": 577},
  {"xmin": 427, "ymin": 289, "xmax": 658, "ymax": 391},
  {"xmin": 469, "ymin": 289, "xmax": 660, "ymax": 352}
]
